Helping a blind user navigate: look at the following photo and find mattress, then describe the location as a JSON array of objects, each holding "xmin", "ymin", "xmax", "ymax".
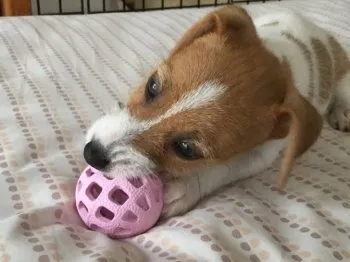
[{"xmin": 0, "ymin": 0, "xmax": 349, "ymax": 261}]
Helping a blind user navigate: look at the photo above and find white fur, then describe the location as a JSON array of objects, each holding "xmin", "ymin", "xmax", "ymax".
[
  {"xmin": 158, "ymin": 81, "xmax": 227, "ymax": 122},
  {"xmin": 328, "ymin": 71, "xmax": 350, "ymax": 130},
  {"xmin": 255, "ymin": 11, "xmax": 336, "ymax": 114},
  {"xmin": 333, "ymin": 72, "xmax": 350, "ymax": 107}
]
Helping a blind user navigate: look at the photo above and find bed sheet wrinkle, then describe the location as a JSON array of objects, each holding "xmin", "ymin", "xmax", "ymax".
[{"xmin": 0, "ymin": 0, "xmax": 349, "ymax": 261}]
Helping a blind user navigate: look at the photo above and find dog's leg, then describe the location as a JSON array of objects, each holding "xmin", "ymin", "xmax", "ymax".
[
  {"xmin": 327, "ymin": 71, "xmax": 350, "ymax": 132},
  {"xmin": 161, "ymin": 176, "xmax": 200, "ymax": 219},
  {"xmin": 160, "ymin": 139, "xmax": 285, "ymax": 219}
]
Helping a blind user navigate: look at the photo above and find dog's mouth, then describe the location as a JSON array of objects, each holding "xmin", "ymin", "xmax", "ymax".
[{"xmin": 83, "ymin": 141, "xmax": 172, "ymax": 180}]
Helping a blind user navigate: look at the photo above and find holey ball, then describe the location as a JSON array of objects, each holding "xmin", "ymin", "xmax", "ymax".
[{"xmin": 75, "ymin": 166, "xmax": 164, "ymax": 239}]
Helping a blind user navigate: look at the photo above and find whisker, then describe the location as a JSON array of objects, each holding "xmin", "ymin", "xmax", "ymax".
[
  {"xmin": 112, "ymin": 159, "xmax": 133, "ymax": 166},
  {"xmin": 109, "ymin": 144, "xmax": 130, "ymax": 153},
  {"xmin": 111, "ymin": 150, "xmax": 128, "ymax": 158}
]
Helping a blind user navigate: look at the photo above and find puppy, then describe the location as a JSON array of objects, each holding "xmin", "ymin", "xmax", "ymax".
[{"xmin": 84, "ymin": 5, "xmax": 350, "ymax": 219}]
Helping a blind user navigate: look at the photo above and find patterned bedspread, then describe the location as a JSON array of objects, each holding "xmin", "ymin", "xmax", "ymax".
[{"xmin": 0, "ymin": 0, "xmax": 349, "ymax": 261}]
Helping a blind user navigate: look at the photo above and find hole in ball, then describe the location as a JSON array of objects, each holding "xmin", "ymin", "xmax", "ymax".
[
  {"xmin": 110, "ymin": 188, "xmax": 129, "ymax": 205},
  {"xmin": 104, "ymin": 175, "xmax": 114, "ymax": 180},
  {"xmin": 86, "ymin": 168, "xmax": 95, "ymax": 177},
  {"xmin": 154, "ymin": 189, "xmax": 161, "ymax": 203},
  {"xmin": 121, "ymin": 210, "xmax": 138, "ymax": 222},
  {"xmin": 90, "ymin": 224, "xmax": 101, "ymax": 231},
  {"xmin": 113, "ymin": 227, "xmax": 128, "ymax": 234},
  {"xmin": 97, "ymin": 206, "xmax": 115, "ymax": 221},
  {"xmin": 86, "ymin": 183, "xmax": 102, "ymax": 200},
  {"xmin": 136, "ymin": 195, "xmax": 149, "ymax": 211},
  {"xmin": 77, "ymin": 180, "xmax": 83, "ymax": 192},
  {"xmin": 128, "ymin": 177, "xmax": 143, "ymax": 188},
  {"xmin": 78, "ymin": 201, "xmax": 88, "ymax": 216}
]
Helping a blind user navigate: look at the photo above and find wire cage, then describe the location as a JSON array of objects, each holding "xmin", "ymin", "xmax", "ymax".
[{"xmin": 34, "ymin": 0, "xmax": 281, "ymax": 15}]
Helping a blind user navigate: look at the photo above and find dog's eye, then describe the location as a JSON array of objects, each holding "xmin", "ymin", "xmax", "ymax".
[
  {"xmin": 171, "ymin": 140, "xmax": 200, "ymax": 160},
  {"xmin": 145, "ymin": 75, "xmax": 160, "ymax": 102}
]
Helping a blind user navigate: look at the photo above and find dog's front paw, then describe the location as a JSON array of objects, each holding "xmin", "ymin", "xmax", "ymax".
[
  {"xmin": 160, "ymin": 178, "xmax": 200, "ymax": 220},
  {"xmin": 328, "ymin": 105, "xmax": 350, "ymax": 132}
]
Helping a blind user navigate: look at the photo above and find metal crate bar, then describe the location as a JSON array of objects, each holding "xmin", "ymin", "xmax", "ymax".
[
  {"xmin": 36, "ymin": 0, "xmax": 41, "ymax": 15},
  {"xmin": 90, "ymin": 0, "xmax": 279, "ymax": 14},
  {"xmin": 58, "ymin": 0, "xmax": 62, "ymax": 14},
  {"xmin": 35, "ymin": 0, "xmax": 281, "ymax": 15},
  {"xmin": 102, "ymin": 0, "xmax": 106, "ymax": 12}
]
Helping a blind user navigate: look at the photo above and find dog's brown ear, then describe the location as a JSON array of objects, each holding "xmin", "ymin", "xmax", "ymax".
[
  {"xmin": 270, "ymin": 63, "xmax": 323, "ymax": 191},
  {"xmin": 170, "ymin": 5, "xmax": 256, "ymax": 56}
]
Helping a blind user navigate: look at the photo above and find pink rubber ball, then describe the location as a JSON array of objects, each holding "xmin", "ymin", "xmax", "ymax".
[{"xmin": 75, "ymin": 166, "xmax": 164, "ymax": 239}]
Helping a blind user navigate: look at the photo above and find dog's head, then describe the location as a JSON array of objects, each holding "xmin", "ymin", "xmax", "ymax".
[{"xmin": 84, "ymin": 6, "xmax": 322, "ymax": 189}]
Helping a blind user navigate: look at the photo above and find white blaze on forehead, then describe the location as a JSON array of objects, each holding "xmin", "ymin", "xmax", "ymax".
[
  {"xmin": 87, "ymin": 81, "xmax": 228, "ymax": 147},
  {"xmin": 152, "ymin": 81, "xmax": 228, "ymax": 125}
]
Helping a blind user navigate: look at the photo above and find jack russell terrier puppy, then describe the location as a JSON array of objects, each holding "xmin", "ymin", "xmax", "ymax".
[{"xmin": 83, "ymin": 5, "xmax": 350, "ymax": 219}]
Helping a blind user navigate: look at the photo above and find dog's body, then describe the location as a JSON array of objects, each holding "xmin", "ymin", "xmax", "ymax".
[
  {"xmin": 84, "ymin": 6, "xmax": 350, "ymax": 219},
  {"xmin": 162, "ymin": 10, "xmax": 350, "ymax": 217}
]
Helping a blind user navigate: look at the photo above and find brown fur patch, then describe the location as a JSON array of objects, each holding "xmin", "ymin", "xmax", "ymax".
[
  {"xmin": 328, "ymin": 35, "xmax": 350, "ymax": 83},
  {"xmin": 311, "ymin": 38, "xmax": 333, "ymax": 103},
  {"xmin": 282, "ymin": 32, "xmax": 315, "ymax": 99},
  {"xmin": 127, "ymin": 5, "xmax": 259, "ymax": 122}
]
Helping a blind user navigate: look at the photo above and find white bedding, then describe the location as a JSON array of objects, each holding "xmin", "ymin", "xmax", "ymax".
[{"xmin": 0, "ymin": 0, "xmax": 350, "ymax": 261}]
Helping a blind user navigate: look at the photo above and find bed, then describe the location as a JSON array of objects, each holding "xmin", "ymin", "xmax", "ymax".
[{"xmin": 0, "ymin": 0, "xmax": 349, "ymax": 261}]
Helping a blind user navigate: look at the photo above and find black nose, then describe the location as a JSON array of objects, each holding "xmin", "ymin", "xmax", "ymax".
[{"xmin": 83, "ymin": 140, "xmax": 110, "ymax": 170}]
